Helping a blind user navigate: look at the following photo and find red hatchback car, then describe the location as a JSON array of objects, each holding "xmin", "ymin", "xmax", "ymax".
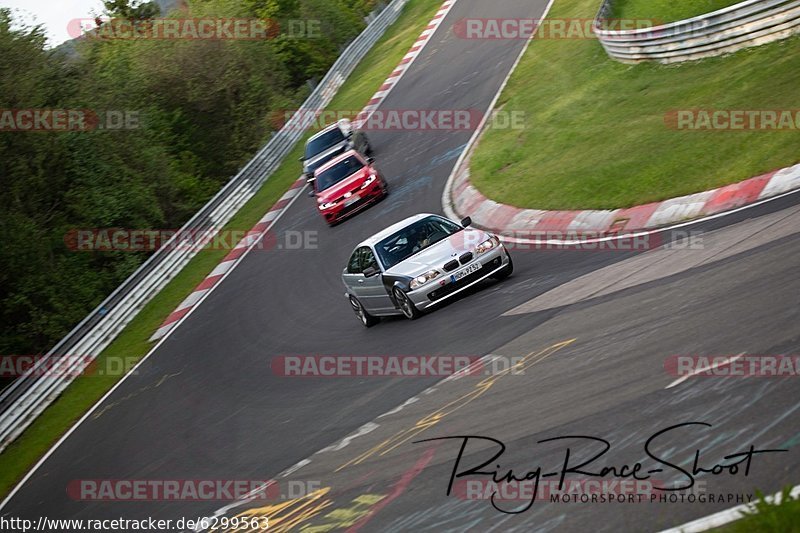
[{"xmin": 310, "ymin": 150, "xmax": 388, "ymax": 225}]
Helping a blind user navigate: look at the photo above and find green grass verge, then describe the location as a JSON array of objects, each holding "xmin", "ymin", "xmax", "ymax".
[
  {"xmin": 0, "ymin": 0, "xmax": 442, "ymax": 498},
  {"xmin": 610, "ymin": 0, "xmax": 744, "ymax": 23},
  {"xmin": 470, "ymin": 0, "xmax": 800, "ymax": 211},
  {"xmin": 720, "ymin": 487, "xmax": 800, "ymax": 532}
]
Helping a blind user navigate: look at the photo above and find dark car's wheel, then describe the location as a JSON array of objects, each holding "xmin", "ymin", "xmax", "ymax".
[
  {"xmin": 393, "ymin": 287, "xmax": 421, "ymax": 320},
  {"xmin": 349, "ymin": 295, "xmax": 378, "ymax": 327},
  {"xmin": 492, "ymin": 253, "xmax": 514, "ymax": 280}
]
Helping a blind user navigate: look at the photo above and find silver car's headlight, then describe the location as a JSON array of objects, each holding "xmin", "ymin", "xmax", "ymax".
[
  {"xmin": 318, "ymin": 202, "xmax": 337, "ymax": 210},
  {"xmin": 475, "ymin": 235, "xmax": 499, "ymax": 254},
  {"xmin": 410, "ymin": 269, "xmax": 441, "ymax": 290}
]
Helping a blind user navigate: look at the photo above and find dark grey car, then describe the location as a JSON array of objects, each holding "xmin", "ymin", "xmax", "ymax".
[{"xmin": 301, "ymin": 119, "xmax": 372, "ymax": 181}]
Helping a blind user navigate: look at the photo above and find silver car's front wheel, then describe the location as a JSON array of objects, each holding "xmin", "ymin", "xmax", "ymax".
[
  {"xmin": 349, "ymin": 295, "xmax": 378, "ymax": 327},
  {"xmin": 393, "ymin": 287, "xmax": 421, "ymax": 320}
]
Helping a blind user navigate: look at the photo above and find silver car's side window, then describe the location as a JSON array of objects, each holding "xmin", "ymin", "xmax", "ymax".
[
  {"xmin": 361, "ymin": 248, "xmax": 378, "ymax": 271},
  {"xmin": 347, "ymin": 246, "xmax": 377, "ymax": 274},
  {"xmin": 347, "ymin": 248, "xmax": 364, "ymax": 274}
]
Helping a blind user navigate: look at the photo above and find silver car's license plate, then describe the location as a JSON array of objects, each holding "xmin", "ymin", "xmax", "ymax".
[{"xmin": 451, "ymin": 262, "xmax": 481, "ymax": 282}]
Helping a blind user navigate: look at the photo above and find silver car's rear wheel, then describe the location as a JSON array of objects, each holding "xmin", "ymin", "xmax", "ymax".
[
  {"xmin": 349, "ymin": 295, "xmax": 378, "ymax": 327},
  {"xmin": 393, "ymin": 287, "xmax": 421, "ymax": 320}
]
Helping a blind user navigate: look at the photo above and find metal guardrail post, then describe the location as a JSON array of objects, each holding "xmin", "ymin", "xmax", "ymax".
[{"xmin": 594, "ymin": 0, "xmax": 800, "ymax": 64}]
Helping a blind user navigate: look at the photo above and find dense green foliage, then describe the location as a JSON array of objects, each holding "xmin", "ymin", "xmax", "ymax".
[{"xmin": 0, "ymin": 0, "xmax": 376, "ymax": 354}]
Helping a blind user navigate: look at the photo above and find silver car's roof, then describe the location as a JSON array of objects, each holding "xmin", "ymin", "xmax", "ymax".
[
  {"xmin": 307, "ymin": 122, "xmax": 341, "ymax": 142},
  {"xmin": 357, "ymin": 213, "xmax": 447, "ymax": 248}
]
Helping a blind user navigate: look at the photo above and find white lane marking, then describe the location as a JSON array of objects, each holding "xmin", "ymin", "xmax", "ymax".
[
  {"xmin": 665, "ymin": 353, "xmax": 744, "ymax": 389},
  {"xmin": 377, "ymin": 396, "xmax": 419, "ymax": 418},
  {"xmin": 319, "ymin": 422, "xmax": 380, "ymax": 453},
  {"xmin": 0, "ymin": 182, "xmax": 307, "ymax": 513},
  {"xmin": 281, "ymin": 459, "xmax": 311, "ymax": 477},
  {"xmin": 659, "ymin": 484, "xmax": 800, "ymax": 533}
]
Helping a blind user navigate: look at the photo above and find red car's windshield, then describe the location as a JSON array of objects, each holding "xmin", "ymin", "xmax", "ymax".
[{"xmin": 315, "ymin": 155, "xmax": 364, "ymax": 191}]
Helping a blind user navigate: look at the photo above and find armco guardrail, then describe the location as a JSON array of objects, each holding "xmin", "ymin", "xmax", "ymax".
[
  {"xmin": 594, "ymin": 0, "xmax": 800, "ymax": 63},
  {"xmin": 0, "ymin": 0, "xmax": 408, "ymax": 453}
]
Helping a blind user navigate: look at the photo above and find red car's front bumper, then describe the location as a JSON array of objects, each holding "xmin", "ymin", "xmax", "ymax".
[{"xmin": 319, "ymin": 177, "xmax": 387, "ymax": 225}]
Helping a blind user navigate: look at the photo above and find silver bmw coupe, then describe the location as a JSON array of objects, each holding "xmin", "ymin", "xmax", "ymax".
[{"xmin": 342, "ymin": 213, "xmax": 513, "ymax": 327}]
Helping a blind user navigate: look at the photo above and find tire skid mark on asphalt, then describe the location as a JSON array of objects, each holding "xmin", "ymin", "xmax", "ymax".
[
  {"xmin": 90, "ymin": 371, "xmax": 182, "ymax": 420},
  {"xmin": 377, "ymin": 396, "xmax": 419, "ymax": 419}
]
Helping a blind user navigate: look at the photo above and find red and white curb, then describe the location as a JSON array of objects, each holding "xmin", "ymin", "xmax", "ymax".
[
  {"xmin": 353, "ymin": 0, "xmax": 457, "ymax": 128},
  {"xmin": 149, "ymin": 179, "xmax": 306, "ymax": 341},
  {"xmin": 446, "ymin": 150, "xmax": 800, "ymax": 239},
  {"xmin": 150, "ymin": 0, "xmax": 458, "ymax": 341}
]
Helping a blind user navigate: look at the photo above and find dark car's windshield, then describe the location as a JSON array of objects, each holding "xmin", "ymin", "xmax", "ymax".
[
  {"xmin": 375, "ymin": 216, "xmax": 462, "ymax": 269},
  {"xmin": 315, "ymin": 155, "xmax": 364, "ymax": 191},
  {"xmin": 305, "ymin": 128, "xmax": 345, "ymax": 159}
]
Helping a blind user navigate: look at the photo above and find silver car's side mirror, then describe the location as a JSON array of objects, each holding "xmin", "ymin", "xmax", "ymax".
[
  {"xmin": 461, "ymin": 216, "xmax": 472, "ymax": 228},
  {"xmin": 363, "ymin": 266, "xmax": 379, "ymax": 278}
]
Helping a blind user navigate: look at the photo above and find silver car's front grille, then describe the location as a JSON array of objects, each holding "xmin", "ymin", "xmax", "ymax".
[{"xmin": 443, "ymin": 259, "xmax": 459, "ymax": 272}]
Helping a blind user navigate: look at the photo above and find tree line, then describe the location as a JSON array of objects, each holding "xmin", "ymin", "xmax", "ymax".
[{"xmin": 0, "ymin": 0, "xmax": 377, "ymax": 355}]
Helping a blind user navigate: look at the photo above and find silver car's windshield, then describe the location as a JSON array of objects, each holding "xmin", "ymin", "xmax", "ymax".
[{"xmin": 375, "ymin": 216, "xmax": 462, "ymax": 269}]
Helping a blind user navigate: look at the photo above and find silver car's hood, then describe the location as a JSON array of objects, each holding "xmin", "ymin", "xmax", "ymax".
[{"xmin": 384, "ymin": 228, "xmax": 491, "ymax": 278}]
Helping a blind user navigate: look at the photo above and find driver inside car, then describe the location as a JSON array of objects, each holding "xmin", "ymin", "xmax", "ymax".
[{"xmin": 411, "ymin": 226, "xmax": 431, "ymax": 253}]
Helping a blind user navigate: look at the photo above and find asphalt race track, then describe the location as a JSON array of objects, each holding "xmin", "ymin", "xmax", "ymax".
[{"xmin": 3, "ymin": 0, "xmax": 799, "ymax": 531}]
